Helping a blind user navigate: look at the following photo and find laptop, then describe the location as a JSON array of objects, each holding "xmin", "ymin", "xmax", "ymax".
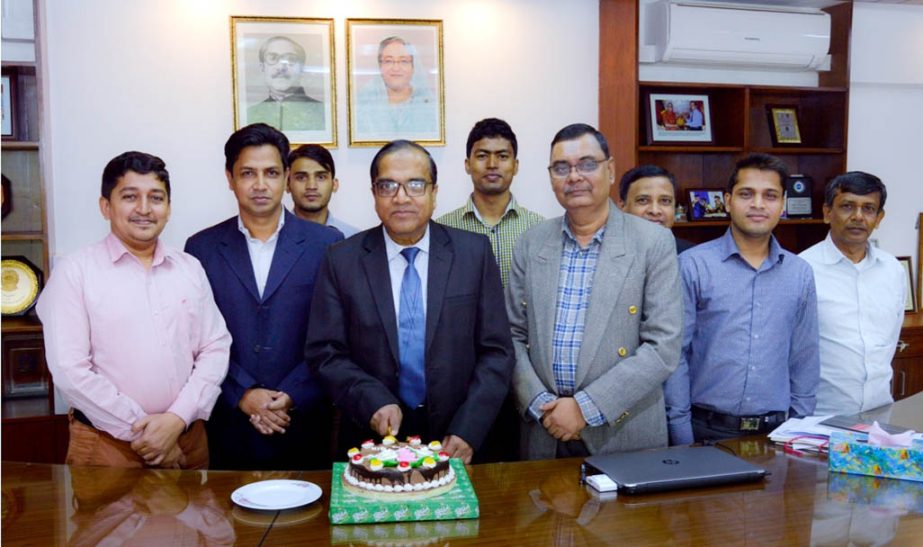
[{"xmin": 583, "ymin": 446, "xmax": 768, "ymax": 494}]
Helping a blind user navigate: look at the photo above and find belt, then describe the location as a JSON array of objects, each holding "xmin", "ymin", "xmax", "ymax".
[
  {"xmin": 692, "ymin": 406, "xmax": 786, "ymax": 433},
  {"xmin": 72, "ymin": 408, "xmax": 94, "ymax": 428}
]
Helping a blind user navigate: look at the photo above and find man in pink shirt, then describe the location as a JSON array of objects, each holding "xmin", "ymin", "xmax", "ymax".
[{"xmin": 37, "ymin": 151, "xmax": 231, "ymax": 469}]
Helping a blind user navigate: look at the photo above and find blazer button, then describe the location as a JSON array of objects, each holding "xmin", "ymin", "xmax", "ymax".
[
  {"xmin": 628, "ymin": 305, "xmax": 638, "ymax": 315},
  {"xmin": 617, "ymin": 347, "xmax": 627, "ymax": 357},
  {"xmin": 254, "ymin": 344, "xmax": 261, "ymax": 353},
  {"xmin": 521, "ymin": 301, "xmax": 527, "ymax": 308}
]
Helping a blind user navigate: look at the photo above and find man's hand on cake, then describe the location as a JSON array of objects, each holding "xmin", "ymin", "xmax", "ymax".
[
  {"xmin": 539, "ymin": 397, "xmax": 586, "ymax": 441},
  {"xmin": 240, "ymin": 388, "xmax": 291, "ymax": 435},
  {"xmin": 442, "ymin": 435, "xmax": 473, "ymax": 463},
  {"xmin": 130, "ymin": 412, "xmax": 186, "ymax": 465},
  {"xmin": 370, "ymin": 404, "xmax": 402, "ymax": 436}
]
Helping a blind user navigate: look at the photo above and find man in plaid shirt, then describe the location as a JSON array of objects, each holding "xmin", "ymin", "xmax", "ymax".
[{"xmin": 507, "ymin": 123, "xmax": 683, "ymax": 460}]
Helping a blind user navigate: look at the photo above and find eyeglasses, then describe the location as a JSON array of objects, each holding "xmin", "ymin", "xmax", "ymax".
[
  {"xmin": 380, "ymin": 58, "xmax": 413, "ymax": 68},
  {"xmin": 373, "ymin": 179, "xmax": 431, "ymax": 198},
  {"xmin": 263, "ymin": 53, "xmax": 301, "ymax": 65},
  {"xmin": 547, "ymin": 158, "xmax": 607, "ymax": 178}
]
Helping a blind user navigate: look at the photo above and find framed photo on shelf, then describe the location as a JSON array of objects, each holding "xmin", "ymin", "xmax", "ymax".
[
  {"xmin": 2, "ymin": 74, "xmax": 17, "ymax": 140},
  {"xmin": 230, "ymin": 16, "xmax": 336, "ymax": 147},
  {"xmin": 347, "ymin": 18, "xmax": 444, "ymax": 147},
  {"xmin": 687, "ymin": 188, "xmax": 728, "ymax": 221},
  {"xmin": 646, "ymin": 93, "xmax": 712, "ymax": 144},
  {"xmin": 2, "ymin": 334, "xmax": 48, "ymax": 399},
  {"xmin": 767, "ymin": 105, "xmax": 802, "ymax": 145},
  {"xmin": 898, "ymin": 256, "xmax": 916, "ymax": 313}
]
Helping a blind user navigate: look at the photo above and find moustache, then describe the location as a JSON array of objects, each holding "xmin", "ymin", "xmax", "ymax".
[{"xmin": 563, "ymin": 183, "xmax": 593, "ymax": 195}]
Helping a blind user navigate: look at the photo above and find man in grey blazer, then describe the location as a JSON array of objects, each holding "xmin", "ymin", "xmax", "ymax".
[{"xmin": 507, "ymin": 123, "xmax": 683, "ymax": 460}]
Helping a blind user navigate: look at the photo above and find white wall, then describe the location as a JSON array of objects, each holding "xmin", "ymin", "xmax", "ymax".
[
  {"xmin": 43, "ymin": 0, "xmax": 599, "ymax": 258},
  {"xmin": 848, "ymin": 4, "xmax": 923, "ymax": 270}
]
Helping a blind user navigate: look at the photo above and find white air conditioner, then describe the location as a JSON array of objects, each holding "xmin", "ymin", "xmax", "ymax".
[{"xmin": 648, "ymin": 1, "xmax": 831, "ymax": 70}]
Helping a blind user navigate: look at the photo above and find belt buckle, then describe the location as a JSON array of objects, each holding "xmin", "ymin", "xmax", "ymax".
[{"xmin": 740, "ymin": 417, "xmax": 761, "ymax": 431}]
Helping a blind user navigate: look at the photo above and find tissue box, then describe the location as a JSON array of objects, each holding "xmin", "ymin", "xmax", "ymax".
[{"xmin": 828, "ymin": 430, "xmax": 923, "ymax": 483}]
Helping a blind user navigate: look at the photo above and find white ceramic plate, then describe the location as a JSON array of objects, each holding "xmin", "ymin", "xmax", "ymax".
[{"xmin": 231, "ymin": 480, "xmax": 322, "ymax": 511}]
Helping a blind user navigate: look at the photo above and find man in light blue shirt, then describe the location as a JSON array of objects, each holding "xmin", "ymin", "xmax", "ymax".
[
  {"xmin": 665, "ymin": 153, "xmax": 819, "ymax": 444},
  {"xmin": 800, "ymin": 172, "xmax": 905, "ymax": 415}
]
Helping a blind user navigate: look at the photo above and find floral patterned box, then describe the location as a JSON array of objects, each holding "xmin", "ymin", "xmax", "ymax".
[
  {"xmin": 328, "ymin": 459, "xmax": 479, "ymax": 525},
  {"xmin": 828, "ymin": 430, "xmax": 923, "ymax": 483}
]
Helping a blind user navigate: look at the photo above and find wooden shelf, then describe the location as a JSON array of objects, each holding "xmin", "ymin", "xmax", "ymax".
[
  {"xmin": 1, "ymin": 315, "xmax": 43, "ymax": 333},
  {"xmin": 751, "ymin": 147, "xmax": 845, "ymax": 156},
  {"xmin": 2, "ymin": 232, "xmax": 45, "ymax": 241},
  {"xmin": 639, "ymin": 145, "xmax": 744, "ymax": 154},
  {"xmin": 1, "ymin": 141, "xmax": 40, "ymax": 150}
]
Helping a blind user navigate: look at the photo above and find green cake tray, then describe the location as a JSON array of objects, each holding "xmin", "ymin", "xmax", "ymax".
[{"xmin": 329, "ymin": 459, "xmax": 479, "ymax": 525}]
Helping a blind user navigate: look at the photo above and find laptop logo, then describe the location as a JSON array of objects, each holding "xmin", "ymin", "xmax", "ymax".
[{"xmin": 662, "ymin": 459, "xmax": 680, "ymax": 465}]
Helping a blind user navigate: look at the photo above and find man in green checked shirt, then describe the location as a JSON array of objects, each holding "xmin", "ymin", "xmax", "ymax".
[
  {"xmin": 437, "ymin": 117, "xmax": 543, "ymax": 462},
  {"xmin": 437, "ymin": 118, "xmax": 544, "ymax": 288}
]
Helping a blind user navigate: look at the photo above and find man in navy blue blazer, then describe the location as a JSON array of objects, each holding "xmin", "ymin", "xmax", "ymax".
[
  {"xmin": 305, "ymin": 140, "xmax": 514, "ymax": 464},
  {"xmin": 185, "ymin": 124, "xmax": 342, "ymax": 470}
]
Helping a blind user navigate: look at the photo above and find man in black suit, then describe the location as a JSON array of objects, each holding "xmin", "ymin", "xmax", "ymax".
[{"xmin": 306, "ymin": 140, "xmax": 514, "ymax": 463}]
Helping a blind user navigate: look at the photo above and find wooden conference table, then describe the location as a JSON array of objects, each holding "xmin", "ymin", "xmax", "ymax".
[{"xmin": 3, "ymin": 393, "xmax": 923, "ymax": 546}]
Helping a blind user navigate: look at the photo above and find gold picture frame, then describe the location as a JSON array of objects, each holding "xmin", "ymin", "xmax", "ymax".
[
  {"xmin": 767, "ymin": 105, "xmax": 802, "ymax": 145},
  {"xmin": 230, "ymin": 16, "xmax": 336, "ymax": 147},
  {"xmin": 346, "ymin": 18, "xmax": 445, "ymax": 147}
]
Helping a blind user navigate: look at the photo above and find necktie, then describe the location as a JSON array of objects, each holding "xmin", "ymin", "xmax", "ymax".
[{"xmin": 398, "ymin": 247, "xmax": 426, "ymax": 408}]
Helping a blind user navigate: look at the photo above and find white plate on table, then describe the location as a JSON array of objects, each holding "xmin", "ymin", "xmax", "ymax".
[{"xmin": 231, "ymin": 480, "xmax": 322, "ymax": 510}]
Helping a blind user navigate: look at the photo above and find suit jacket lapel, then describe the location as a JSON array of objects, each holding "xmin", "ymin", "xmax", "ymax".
[
  {"xmin": 424, "ymin": 222, "xmax": 452, "ymax": 355},
  {"xmin": 362, "ymin": 227, "xmax": 401, "ymax": 365},
  {"xmin": 534, "ymin": 223, "xmax": 563, "ymax": 391},
  {"xmin": 262, "ymin": 211, "xmax": 307, "ymax": 302},
  {"xmin": 217, "ymin": 219, "xmax": 261, "ymax": 302},
  {"xmin": 575, "ymin": 204, "xmax": 630, "ymax": 387}
]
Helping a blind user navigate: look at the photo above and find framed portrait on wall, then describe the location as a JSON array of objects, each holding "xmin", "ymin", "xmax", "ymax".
[
  {"xmin": 646, "ymin": 93, "xmax": 712, "ymax": 144},
  {"xmin": 347, "ymin": 19, "xmax": 444, "ymax": 147},
  {"xmin": 230, "ymin": 16, "xmax": 336, "ymax": 147},
  {"xmin": 767, "ymin": 105, "xmax": 802, "ymax": 145}
]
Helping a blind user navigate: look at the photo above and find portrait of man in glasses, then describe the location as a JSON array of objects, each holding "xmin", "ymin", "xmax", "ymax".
[
  {"xmin": 507, "ymin": 123, "xmax": 683, "ymax": 460},
  {"xmin": 246, "ymin": 35, "xmax": 325, "ymax": 132},
  {"xmin": 306, "ymin": 139, "xmax": 514, "ymax": 464},
  {"xmin": 353, "ymin": 35, "xmax": 439, "ymax": 140}
]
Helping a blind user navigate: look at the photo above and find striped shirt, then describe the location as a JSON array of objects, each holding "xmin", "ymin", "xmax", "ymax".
[
  {"xmin": 527, "ymin": 220, "xmax": 607, "ymax": 428},
  {"xmin": 437, "ymin": 194, "xmax": 544, "ymax": 287}
]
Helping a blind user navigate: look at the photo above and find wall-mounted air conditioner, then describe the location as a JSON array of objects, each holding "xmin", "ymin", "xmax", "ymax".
[{"xmin": 647, "ymin": 1, "xmax": 831, "ymax": 70}]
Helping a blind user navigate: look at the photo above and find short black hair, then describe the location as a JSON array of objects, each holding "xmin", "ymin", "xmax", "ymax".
[
  {"xmin": 101, "ymin": 151, "xmax": 170, "ymax": 201},
  {"xmin": 618, "ymin": 165, "xmax": 676, "ymax": 202},
  {"xmin": 288, "ymin": 144, "xmax": 336, "ymax": 178},
  {"xmin": 550, "ymin": 123, "xmax": 610, "ymax": 159},
  {"xmin": 224, "ymin": 123, "xmax": 290, "ymax": 173},
  {"xmin": 370, "ymin": 140, "xmax": 438, "ymax": 185},
  {"xmin": 727, "ymin": 153, "xmax": 788, "ymax": 193},
  {"xmin": 824, "ymin": 171, "xmax": 887, "ymax": 210},
  {"xmin": 466, "ymin": 118, "xmax": 518, "ymax": 158}
]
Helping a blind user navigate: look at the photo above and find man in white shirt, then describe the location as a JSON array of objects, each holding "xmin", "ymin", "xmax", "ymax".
[{"xmin": 800, "ymin": 171, "xmax": 905, "ymax": 415}]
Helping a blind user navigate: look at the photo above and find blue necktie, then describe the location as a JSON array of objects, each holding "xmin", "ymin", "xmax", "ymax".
[{"xmin": 398, "ymin": 247, "xmax": 426, "ymax": 408}]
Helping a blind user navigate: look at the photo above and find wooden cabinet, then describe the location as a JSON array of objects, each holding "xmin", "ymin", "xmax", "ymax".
[
  {"xmin": 599, "ymin": 0, "xmax": 853, "ymax": 253},
  {"xmin": 892, "ymin": 313, "xmax": 923, "ymax": 401},
  {"xmin": 2, "ymin": 0, "xmax": 63, "ymax": 463}
]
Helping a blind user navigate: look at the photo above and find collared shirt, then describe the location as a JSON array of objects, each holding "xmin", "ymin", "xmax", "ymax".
[
  {"xmin": 800, "ymin": 234, "xmax": 905, "ymax": 415},
  {"xmin": 437, "ymin": 194, "xmax": 544, "ymax": 287},
  {"xmin": 383, "ymin": 225, "xmax": 431, "ymax": 318},
  {"xmin": 527, "ymin": 220, "xmax": 607, "ymax": 427},
  {"xmin": 36, "ymin": 233, "xmax": 231, "ymax": 441},
  {"xmin": 327, "ymin": 213, "xmax": 360, "ymax": 238},
  {"xmin": 664, "ymin": 229, "xmax": 819, "ymax": 445},
  {"xmin": 237, "ymin": 212, "xmax": 285, "ymax": 298}
]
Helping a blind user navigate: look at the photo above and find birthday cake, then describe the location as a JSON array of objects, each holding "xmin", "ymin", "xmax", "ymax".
[{"xmin": 342, "ymin": 436, "xmax": 456, "ymax": 499}]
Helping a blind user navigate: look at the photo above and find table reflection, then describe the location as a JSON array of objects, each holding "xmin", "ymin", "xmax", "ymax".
[{"xmin": 68, "ymin": 466, "xmax": 235, "ymax": 546}]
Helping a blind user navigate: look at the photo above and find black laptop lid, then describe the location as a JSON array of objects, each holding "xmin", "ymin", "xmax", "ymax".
[{"xmin": 584, "ymin": 446, "xmax": 768, "ymax": 494}]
